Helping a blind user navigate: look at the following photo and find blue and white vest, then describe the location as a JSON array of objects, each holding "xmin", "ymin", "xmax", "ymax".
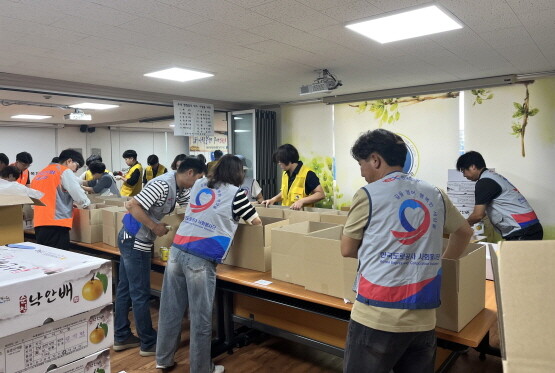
[
  {"xmin": 357, "ymin": 172, "xmax": 446, "ymax": 310},
  {"xmin": 171, "ymin": 177, "xmax": 239, "ymax": 263},
  {"xmin": 480, "ymin": 169, "xmax": 539, "ymax": 237}
]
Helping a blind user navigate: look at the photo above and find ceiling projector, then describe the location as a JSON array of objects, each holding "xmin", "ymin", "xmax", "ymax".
[
  {"xmin": 64, "ymin": 109, "xmax": 92, "ymax": 121},
  {"xmin": 300, "ymin": 69, "xmax": 342, "ymax": 95}
]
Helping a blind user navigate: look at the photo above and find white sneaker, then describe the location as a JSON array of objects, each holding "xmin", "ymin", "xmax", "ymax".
[{"xmin": 213, "ymin": 365, "xmax": 225, "ymax": 373}]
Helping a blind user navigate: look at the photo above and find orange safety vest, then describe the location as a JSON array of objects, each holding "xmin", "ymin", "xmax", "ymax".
[
  {"xmin": 31, "ymin": 164, "xmax": 74, "ymax": 228},
  {"xmin": 11, "ymin": 163, "xmax": 29, "ymax": 185}
]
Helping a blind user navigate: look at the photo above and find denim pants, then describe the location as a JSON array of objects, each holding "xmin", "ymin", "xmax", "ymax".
[
  {"xmin": 344, "ymin": 319, "xmax": 436, "ymax": 373},
  {"xmin": 156, "ymin": 248, "xmax": 217, "ymax": 373},
  {"xmin": 114, "ymin": 229, "xmax": 157, "ymax": 350}
]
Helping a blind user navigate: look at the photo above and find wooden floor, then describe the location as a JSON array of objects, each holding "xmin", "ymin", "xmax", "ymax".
[{"xmin": 111, "ymin": 300, "xmax": 502, "ymax": 373}]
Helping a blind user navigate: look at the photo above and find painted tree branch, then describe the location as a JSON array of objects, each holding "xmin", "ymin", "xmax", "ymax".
[
  {"xmin": 348, "ymin": 92, "xmax": 459, "ymax": 108},
  {"xmin": 521, "ymin": 84, "xmax": 530, "ymax": 157}
]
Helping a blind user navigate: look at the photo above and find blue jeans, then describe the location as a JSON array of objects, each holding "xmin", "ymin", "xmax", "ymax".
[
  {"xmin": 156, "ymin": 248, "xmax": 217, "ymax": 372},
  {"xmin": 114, "ymin": 229, "xmax": 157, "ymax": 350},
  {"xmin": 344, "ymin": 319, "xmax": 436, "ymax": 373}
]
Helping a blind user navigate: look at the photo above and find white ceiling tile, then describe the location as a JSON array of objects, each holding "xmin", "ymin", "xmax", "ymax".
[
  {"xmin": 368, "ymin": 0, "xmax": 432, "ymax": 12},
  {"xmin": 252, "ymin": 0, "xmax": 340, "ymax": 32},
  {"xmin": 321, "ymin": 1, "xmax": 383, "ymax": 23},
  {"xmin": 0, "ymin": 1, "xmax": 66, "ymax": 25},
  {"xmin": 185, "ymin": 21, "xmax": 267, "ymax": 45},
  {"xmin": 479, "ymin": 26, "xmax": 536, "ymax": 50},
  {"xmin": 226, "ymin": 0, "xmax": 275, "ymax": 8},
  {"xmin": 505, "ymin": 0, "xmax": 555, "ymax": 14},
  {"xmin": 497, "ymin": 44, "xmax": 553, "ymax": 73},
  {"xmin": 440, "ymin": 0, "xmax": 522, "ymax": 33}
]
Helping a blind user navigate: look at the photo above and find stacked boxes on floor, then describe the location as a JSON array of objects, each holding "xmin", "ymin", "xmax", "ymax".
[
  {"xmin": 446, "ymin": 169, "xmax": 484, "ymax": 235},
  {"xmin": 0, "ymin": 242, "xmax": 113, "ymax": 373}
]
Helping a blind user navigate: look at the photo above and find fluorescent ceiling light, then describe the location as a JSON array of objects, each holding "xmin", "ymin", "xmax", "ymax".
[
  {"xmin": 234, "ymin": 129, "xmax": 251, "ymax": 133},
  {"xmin": 70, "ymin": 103, "xmax": 119, "ymax": 110},
  {"xmin": 11, "ymin": 114, "xmax": 52, "ymax": 120},
  {"xmin": 169, "ymin": 124, "xmax": 175, "ymax": 128},
  {"xmin": 144, "ymin": 67, "xmax": 214, "ymax": 82},
  {"xmin": 346, "ymin": 5, "xmax": 462, "ymax": 44},
  {"xmin": 233, "ymin": 117, "xmax": 243, "ymax": 120}
]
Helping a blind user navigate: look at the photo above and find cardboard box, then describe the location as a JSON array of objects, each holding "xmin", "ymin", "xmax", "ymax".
[
  {"xmin": 446, "ymin": 181, "xmax": 476, "ymax": 193},
  {"xmin": 72, "ymin": 204, "xmax": 107, "ymax": 227},
  {"xmin": 100, "ymin": 206, "xmax": 126, "ymax": 226},
  {"xmin": 102, "ymin": 225, "xmax": 117, "ymax": 247},
  {"xmin": 303, "ymin": 207, "xmax": 338, "ymax": 214},
  {"xmin": 47, "ymin": 348, "xmax": 111, "ymax": 373},
  {"xmin": 152, "ymin": 212, "xmax": 185, "ymax": 254},
  {"xmin": 303, "ymin": 226, "xmax": 358, "ymax": 301},
  {"xmin": 70, "ymin": 224, "xmax": 103, "ymax": 244},
  {"xmin": 485, "ymin": 242, "xmax": 499, "ymax": 280},
  {"xmin": 0, "ymin": 195, "xmax": 44, "ymax": 246},
  {"xmin": 490, "ymin": 241, "xmax": 555, "ymax": 372},
  {"xmin": 0, "ymin": 243, "xmax": 112, "ymax": 338},
  {"xmin": 320, "ymin": 213, "xmax": 348, "ymax": 225},
  {"xmin": 0, "ymin": 305, "xmax": 113, "ymax": 373},
  {"xmin": 447, "ymin": 193, "xmax": 475, "ymax": 206},
  {"xmin": 224, "ymin": 217, "xmax": 289, "ymax": 272},
  {"xmin": 271, "ymin": 221, "xmax": 339, "ymax": 285},
  {"xmin": 436, "ymin": 240, "xmax": 486, "ymax": 332},
  {"xmin": 282, "ymin": 209, "xmax": 321, "ymax": 224},
  {"xmin": 255, "ymin": 207, "xmax": 285, "ymax": 219}
]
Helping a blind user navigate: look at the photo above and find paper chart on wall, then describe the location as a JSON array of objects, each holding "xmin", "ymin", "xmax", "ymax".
[{"xmin": 173, "ymin": 100, "xmax": 214, "ymax": 136}]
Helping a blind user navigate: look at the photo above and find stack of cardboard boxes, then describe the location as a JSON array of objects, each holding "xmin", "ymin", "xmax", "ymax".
[
  {"xmin": 0, "ymin": 242, "xmax": 113, "ymax": 373},
  {"xmin": 70, "ymin": 204, "xmax": 106, "ymax": 244},
  {"xmin": 446, "ymin": 169, "xmax": 484, "ymax": 235}
]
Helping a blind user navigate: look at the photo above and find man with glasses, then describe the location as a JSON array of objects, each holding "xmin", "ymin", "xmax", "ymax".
[{"xmin": 31, "ymin": 149, "xmax": 90, "ymax": 250}]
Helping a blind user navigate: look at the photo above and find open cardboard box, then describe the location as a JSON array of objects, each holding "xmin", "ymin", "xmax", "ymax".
[
  {"xmin": 0, "ymin": 242, "xmax": 112, "ymax": 338},
  {"xmin": 490, "ymin": 240, "xmax": 555, "ymax": 372},
  {"xmin": 436, "ymin": 239, "xmax": 486, "ymax": 332},
  {"xmin": 224, "ymin": 216, "xmax": 289, "ymax": 272},
  {"xmin": 271, "ymin": 221, "xmax": 339, "ymax": 285},
  {"xmin": 152, "ymin": 211, "xmax": 186, "ymax": 257},
  {"xmin": 0, "ymin": 195, "xmax": 44, "ymax": 245},
  {"xmin": 303, "ymin": 226, "xmax": 358, "ymax": 301}
]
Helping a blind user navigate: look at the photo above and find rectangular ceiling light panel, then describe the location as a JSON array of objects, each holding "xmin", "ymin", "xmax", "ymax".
[
  {"xmin": 346, "ymin": 5, "xmax": 462, "ymax": 44},
  {"xmin": 11, "ymin": 114, "xmax": 52, "ymax": 120},
  {"xmin": 144, "ymin": 67, "xmax": 214, "ymax": 82},
  {"xmin": 70, "ymin": 103, "xmax": 119, "ymax": 110}
]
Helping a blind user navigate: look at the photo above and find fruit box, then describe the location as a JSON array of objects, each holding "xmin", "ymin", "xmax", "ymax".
[
  {"xmin": 0, "ymin": 243, "xmax": 112, "ymax": 338},
  {"xmin": 47, "ymin": 348, "xmax": 110, "ymax": 373},
  {"xmin": 0, "ymin": 305, "xmax": 113, "ymax": 373}
]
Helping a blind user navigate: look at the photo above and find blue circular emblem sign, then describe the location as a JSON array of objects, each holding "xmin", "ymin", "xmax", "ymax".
[{"xmin": 397, "ymin": 133, "xmax": 419, "ymax": 176}]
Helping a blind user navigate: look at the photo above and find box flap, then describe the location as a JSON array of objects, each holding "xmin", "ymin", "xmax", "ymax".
[
  {"xmin": 0, "ymin": 194, "xmax": 39, "ymax": 206},
  {"xmin": 489, "ymin": 243, "xmax": 506, "ymax": 359}
]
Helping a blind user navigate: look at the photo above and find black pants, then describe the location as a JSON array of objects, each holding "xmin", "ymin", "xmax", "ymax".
[
  {"xmin": 35, "ymin": 226, "xmax": 71, "ymax": 250},
  {"xmin": 505, "ymin": 224, "xmax": 544, "ymax": 241}
]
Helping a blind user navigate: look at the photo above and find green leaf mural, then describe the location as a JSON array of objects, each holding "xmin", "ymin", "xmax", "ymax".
[
  {"xmin": 300, "ymin": 155, "xmax": 340, "ymax": 209},
  {"xmin": 471, "ymin": 89, "xmax": 494, "ymax": 105},
  {"xmin": 511, "ymin": 82, "xmax": 539, "ymax": 157}
]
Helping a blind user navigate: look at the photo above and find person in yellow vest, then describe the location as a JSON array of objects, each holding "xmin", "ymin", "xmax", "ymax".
[
  {"xmin": 11, "ymin": 151, "xmax": 32, "ymax": 186},
  {"xmin": 117, "ymin": 150, "xmax": 143, "ymax": 197},
  {"xmin": 262, "ymin": 144, "xmax": 325, "ymax": 210},
  {"xmin": 80, "ymin": 154, "xmax": 111, "ymax": 183},
  {"xmin": 143, "ymin": 154, "xmax": 167, "ymax": 185},
  {"xmin": 31, "ymin": 149, "xmax": 90, "ymax": 250}
]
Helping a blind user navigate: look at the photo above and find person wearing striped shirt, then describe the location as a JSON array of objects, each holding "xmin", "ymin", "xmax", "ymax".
[
  {"xmin": 114, "ymin": 157, "xmax": 206, "ymax": 357},
  {"xmin": 156, "ymin": 155, "xmax": 261, "ymax": 373}
]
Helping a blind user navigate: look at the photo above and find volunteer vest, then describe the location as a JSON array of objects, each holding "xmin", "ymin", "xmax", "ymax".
[
  {"xmin": 97, "ymin": 174, "xmax": 121, "ymax": 197},
  {"xmin": 241, "ymin": 177, "xmax": 256, "ymax": 202},
  {"xmin": 480, "ymin": 169, "xmax": 539, "ymax": 237},
  {"xmin": 85, "ymin": 169, "xmax": 111, "ymax": 181},
  {"xmin": 133, "ymin": 171, "xmax": 178, "ymax": 243},
  {"xmin": 145, "ymin": 164, "xmax": 166, "ymax": 182},
  {"xmin": 120, "ymin": 162, "xmax": 143, "ymax": 196},
  {"xmin": 281, "ymin": 164, "xmax": 314, "ymax": 207},
  {"xmin": 172, "ymin": 177, "xmax": 239, "ymax": 263},
  {"xmin": 11, "ymin": 164, "xmax": 29, "ymax": 185},
  {"xmin": 357, "ymin": 172, "xmax": 445, "ymax": 310},
  {"xmin": 31, "ymin": 164, "xmax": 74, "ymax": 228}
]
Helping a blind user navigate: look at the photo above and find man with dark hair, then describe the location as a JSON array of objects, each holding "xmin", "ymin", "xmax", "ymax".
[
  {"xmin": 143, "ymin": 154, "xmax": 167, "ymax": 185},
  {"xmin": 50, "ymin": 157, "xmax": 60, "ymax": 164},
  {"xmin": 30, "ymin": 149, "xmax": 90, "ymax": 250},
  {"xmin": 11, "ymin": 151, "xmax": 33, "ymax": 186},
  {"xmin": 206, "ymin": 149, "xmax": 223, "ymax": 174},
  {"xmin": 82, "ymin": 162, "xmax": 120, "ymax": 196},
  {"xmin": 117, "ymin": 150, "xmax": 143, "ymax": 197},
  {"xmin": 114, "ymin": 157, "xmax": 206, "ymax": 357},
  {"xmin": 0, "ymin": 153, "xmax": 8, "ymax": 173},
  {"xmin": 456, "ymin": 150, "xmax": 543, "ymax": 240},
  {"xmin": 262, "ymin": 144, "xmax": 324, "ymax": 210},
  {"xmin": 1, "ymin": 165, "xmax": 21, "ymax": 181},
  {"xmin": 80, "ymin": 154, "xmax": 106, "ymax": 182},
  {"xmin": 341, "ymin": 129, "xmax": 472, "ymax": 373}
]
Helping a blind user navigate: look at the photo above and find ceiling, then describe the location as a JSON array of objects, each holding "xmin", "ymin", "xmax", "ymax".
[{"xmin": 0, "ymin": 0, "xmax": 554, "ymax": 106}]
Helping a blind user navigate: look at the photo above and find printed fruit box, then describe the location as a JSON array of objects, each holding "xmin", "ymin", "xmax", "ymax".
[
  {"xmin": 0, "ymin": 305, "xmax": 113, "ymax": 373},
  {"xmin": 0, "ymin": 243, "xmax": 112, "ymax": 338},
  {"xmin": 47, "ymin": 348, "xmax": 110, "ymax": 373}
]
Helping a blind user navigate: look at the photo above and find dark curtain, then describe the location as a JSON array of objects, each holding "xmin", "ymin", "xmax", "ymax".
[{"xmin": 255, "ymin": 109, "xmax": 277, "ymax": 199}]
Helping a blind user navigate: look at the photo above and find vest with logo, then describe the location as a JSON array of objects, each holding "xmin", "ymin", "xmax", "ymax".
[
  {"xmin": 241, "ymin": 177, "xmax": 256, "ymax": 202},
  {"xmin": 480, "ymin": 169, "xmax": 539, "ymax": 237},
  {"xmin": 357, "ymin": 172, "xmax": 445, "ymax": 310},
  {"xmin": 145, "ymin": 164, "xmax": 166, "ymax": 182},
  {"xmin": 172, "ymin": 177, "xmax": 239, "ymax": 263},
  {"xmin": 120, "ymin": 162, "xmax": 143, "ymax": 196},
  {"xmin": 132, "ymin": 171, "xmax": 178, "ymax": 243},
  {"xmin": 31, "ymin": 164, "xmax": 74, "ymax": 228},
  {"xmin": 281, "ymin": 164, "xmax": 314, "ymax": 207}
]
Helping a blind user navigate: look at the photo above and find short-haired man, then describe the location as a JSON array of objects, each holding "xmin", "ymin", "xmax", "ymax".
[
  {"xmin": 11, "ymin": 151, "xmax": 33, "ymax": 186},
  {"xmin": 1, "ymin": 165, "xmax": 21, "ymax": 181},
  {"xmin": 456, "ymin": 150, "xmax": 543, "ymax": 240},
  {"xmin": 262, "ymin": 144, "xmax": 325, "ymax": 210},
  {"xmin": 114, "ymin": 157, "xmax": 206, "ymax": 357},
  {"xmin": 31, "ymin": 149, "xmax": 90, "ymax": 250},
  {"xmin": 341, "ymin": 129, "xmax": 473, "ymax": 372},
  {"xmin": 117, "ymin": 150, "xmax": 143, "ymax": 196},
  {"xmin": 82, "ymin": 162, "xmax": 120, "ymax": 197},
  {"xmin": 206, "ymin": 149, "xmax": 223, "ymax": 174},
  {"xmin": 0, "ymin": 153, "xmax": 9, "ymax": 173},
  {"xmin": 143, "ymin": 154, "xmax": 167, "ymax": 185}
]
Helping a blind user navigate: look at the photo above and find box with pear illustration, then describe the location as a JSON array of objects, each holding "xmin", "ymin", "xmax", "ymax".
[
  {"xmin": 0, "ymin": 305, "xmax": 113, "ymax": 373},
  {"xmin": 0, "ymin": 243, "xmax": 112, "ymax": 338}
]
